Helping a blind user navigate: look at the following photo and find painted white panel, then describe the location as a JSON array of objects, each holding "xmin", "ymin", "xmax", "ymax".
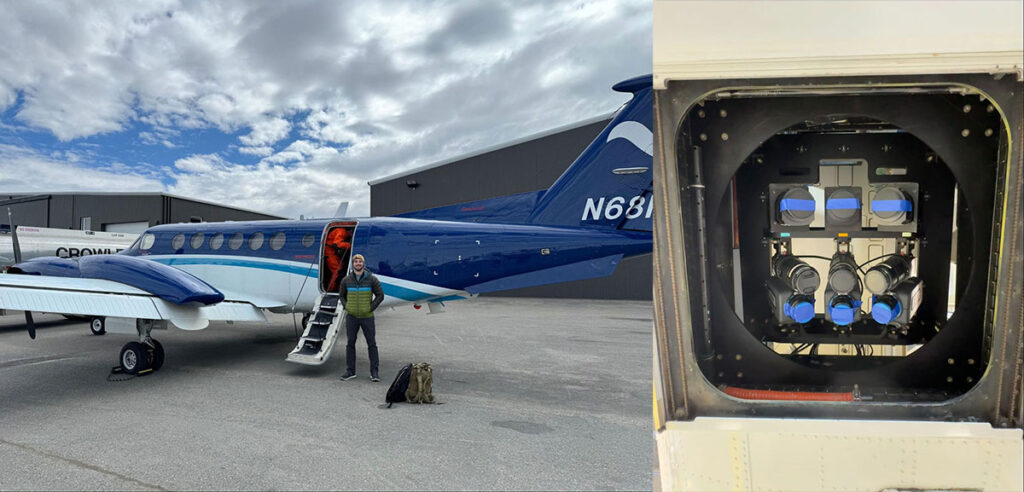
[
  {"xmin": 0, "ymin": 286, "xmax": 162, "ymax": 319},
  {"xmin": 657, "ymin": 417, "xmax": 1024, "ymax": 491},
  {"xmin": 654, "ymin": 0, "xmax": 1023, "ymax": 85},
  {"xmin": 104, "ymin": 221, "xmax": 150, "ymax": 234}
]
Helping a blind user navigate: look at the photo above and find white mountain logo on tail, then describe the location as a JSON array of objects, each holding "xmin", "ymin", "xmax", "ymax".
[{"xmin": 606, "ymin": 121, "xmax": 653, "ymax": 156}]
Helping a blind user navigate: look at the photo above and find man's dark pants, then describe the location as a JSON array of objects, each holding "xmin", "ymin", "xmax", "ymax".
[{"xmin": 345, "ymin": 314, "xmax": 379, "ymax": 375}]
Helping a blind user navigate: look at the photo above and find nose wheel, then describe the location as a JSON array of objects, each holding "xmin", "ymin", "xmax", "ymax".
[
  {"xmin": 90, "ymin": 317, "xmax": 106, "ymax": 335},
  {"xmin": 118, "ymin": 339, "xmax": 164, "ymax": 374}
]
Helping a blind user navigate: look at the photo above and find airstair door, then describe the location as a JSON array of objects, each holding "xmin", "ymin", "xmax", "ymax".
[{"xmin": 286, "ymin": 293, "xmax": 344, "ymax": 365}]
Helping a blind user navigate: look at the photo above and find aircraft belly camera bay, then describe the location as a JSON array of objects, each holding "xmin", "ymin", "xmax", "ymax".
[{"xmin": 0, "ymin": 76, "xmax": 654, "ymax": 376}]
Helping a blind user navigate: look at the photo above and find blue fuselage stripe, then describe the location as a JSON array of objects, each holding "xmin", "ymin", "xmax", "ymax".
[
  {"xmin": 383, "ymin": 283, "xmax": 428, "ymax": 301},
  {"xmin": 150, "ymin": 257, "xmax": 318, "ymax": 278},
  {"xmin": 150, "ymin": 256, "xmax": 444, "ymax": 302}
]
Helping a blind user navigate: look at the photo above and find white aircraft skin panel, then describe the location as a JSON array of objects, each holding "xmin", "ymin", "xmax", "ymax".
[
  {"xmin": 197, "ymin": 302, "xmax": 268, "ymax": 322},
  {"xmin": 0, "ymin": 287, "xmax": 163, "ymax": 319},
  {"xmin": 145, "ymin": 255, "xmax": 313, "ymax": 311},
  {"xmin": 151, "ymin": 301, "xmax": 267, "ymax": 331}
]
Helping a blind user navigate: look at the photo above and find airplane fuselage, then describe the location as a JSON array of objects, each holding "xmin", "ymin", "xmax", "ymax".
[{"xmin": 126, "ymin": 217, "xmax": 651, "ymax": 314}]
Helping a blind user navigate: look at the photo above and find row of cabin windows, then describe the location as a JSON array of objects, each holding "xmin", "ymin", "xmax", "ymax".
[{"xmin": 139, "ymin": 232, "xmax": 318, "ymax": 252}]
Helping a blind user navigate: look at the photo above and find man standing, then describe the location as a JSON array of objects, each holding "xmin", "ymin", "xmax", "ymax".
[{"xmin": 338, "ymin": 254, "xmax": 385, "ymax": 381}]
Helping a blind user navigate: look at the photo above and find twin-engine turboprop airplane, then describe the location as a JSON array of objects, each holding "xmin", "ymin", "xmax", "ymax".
[{"xmin": 0, "ymin": 75, "xmax": 653, "ymax": 374}]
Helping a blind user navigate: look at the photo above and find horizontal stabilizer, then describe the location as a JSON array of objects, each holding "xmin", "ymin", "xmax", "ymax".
[{"xmin": 465, "ymin": 254, "xmax": 623, "ymax": 294}]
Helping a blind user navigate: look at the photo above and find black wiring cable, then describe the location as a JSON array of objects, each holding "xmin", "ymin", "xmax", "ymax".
[
  {"xmin": 791, "ymin": 255, "xmax": 833, "ymax": 262},
  {"xmin": 790, "ymin": 343, "xmax": 810, "ymax": 355},
  {"xmin": 857, "ymin": 253, "xmax": 898, "ymax": 270}
]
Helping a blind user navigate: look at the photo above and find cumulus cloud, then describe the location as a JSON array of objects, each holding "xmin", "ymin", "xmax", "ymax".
[
  {"xmin": 0, "ymin": 144, "xmax": 164, "ymax": 191},
  {"xmin": 239, "ymin": 117, "xmax": 291, "ymax": 147},
  {"xmin": 0, "ymin": 0, "xmax": 651, "ymax": 218}
]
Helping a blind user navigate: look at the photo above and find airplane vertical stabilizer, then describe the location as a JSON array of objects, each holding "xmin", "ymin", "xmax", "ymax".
[{"xmin": 527, "ymin": 75, "xmax": 653, "ymax": 232}]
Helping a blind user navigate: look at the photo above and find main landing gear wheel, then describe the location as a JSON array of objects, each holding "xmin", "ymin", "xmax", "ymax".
[
  {"xmin": 146, "ymin": 339, "xmax": 165, "ymax": 371},
  {"xmin": 90, "ymin": 317, "xmax": 106, "ymax": 336},
  {"xmin": 119, "ymin": 342, "xmax": 150, "ymax": 375},
  {"xmin": 301, "ymin": 313, "xmax": 311, "ymax": 327}
]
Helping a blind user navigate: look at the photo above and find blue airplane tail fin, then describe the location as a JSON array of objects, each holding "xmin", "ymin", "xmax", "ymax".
[{"xmin": 527, "ymin": 75, "xmax": 653, "ymax": 232}]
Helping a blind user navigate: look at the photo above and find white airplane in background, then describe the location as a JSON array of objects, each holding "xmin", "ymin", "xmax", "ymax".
[{"xmin": 0, "ymin": 226, "xmax": 138, "ymax": 268}]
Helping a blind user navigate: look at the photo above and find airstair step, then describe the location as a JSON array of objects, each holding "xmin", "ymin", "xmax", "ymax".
[
  {"xmin": 319, "ymin": 296, "xmax": 340, "ymax": 311},
  {"xmin": 306, "ymin": 324, "xmax": 329, "ymax": 340}
]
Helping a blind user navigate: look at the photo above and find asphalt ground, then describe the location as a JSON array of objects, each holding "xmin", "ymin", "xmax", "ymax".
[{"xmin": 0, "ymin": 297, "xmax": 652, "ymax": 490}]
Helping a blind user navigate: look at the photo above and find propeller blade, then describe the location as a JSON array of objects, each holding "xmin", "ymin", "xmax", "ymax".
[{"xmin": 25, "ymin": 311, "xmax": 35, "ymax": 340}]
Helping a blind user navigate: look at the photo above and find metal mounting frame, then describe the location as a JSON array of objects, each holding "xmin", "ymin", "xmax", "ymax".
[{"xmin": 653, "ymin": 73, "xmax": 1023, "ymax": 427}]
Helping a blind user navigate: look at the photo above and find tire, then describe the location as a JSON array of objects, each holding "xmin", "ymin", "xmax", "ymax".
[
  {"xmin": 90, "ymin": 317, "xmax": 106, "ymax": 336},
  {"xmin": 147, "ymin": 339, "xmax": 165, "ymax": 371},
  {"xmin": 119, "ymin": 342, "xmax": 150, "ymax": 375},
  {"xmin": 301, "ymin": 313, "xmax": 311, "ymax": 327}
]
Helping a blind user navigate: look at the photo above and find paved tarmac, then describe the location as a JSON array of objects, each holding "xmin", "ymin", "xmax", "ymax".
[{"xmin": 0, "ymin": 298, "xmax": 652, "ymax": 490}]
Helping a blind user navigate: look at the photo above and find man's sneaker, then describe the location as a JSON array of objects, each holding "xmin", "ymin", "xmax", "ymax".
[
  {"xmin": 340, "ymin": 372, "xmax": 357, "ymax": 381},
  {"xmin": 370, "ymin": 373, "xmax": 380, "ymax": 382}
]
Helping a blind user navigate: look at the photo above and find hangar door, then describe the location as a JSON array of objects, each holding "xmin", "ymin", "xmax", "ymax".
[{"xmin": 104, "ymin": 221, "xmax": 150, "ymax": 234}]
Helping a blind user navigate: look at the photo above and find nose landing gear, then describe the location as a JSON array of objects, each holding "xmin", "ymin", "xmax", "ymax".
[{"xmin": 90, "ymin": 317, "xmax": 106, "ymax": 335}]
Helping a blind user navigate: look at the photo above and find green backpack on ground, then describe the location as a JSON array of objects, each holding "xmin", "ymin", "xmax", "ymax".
[{"xmin": 405, "ymin": 362, "xmax": 435, "ymax": 404}]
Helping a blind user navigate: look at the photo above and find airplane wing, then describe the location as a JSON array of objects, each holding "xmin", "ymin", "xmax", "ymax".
[{"xmin": 0, "ymin": 256, "xmax": 267, "ymax": 330}]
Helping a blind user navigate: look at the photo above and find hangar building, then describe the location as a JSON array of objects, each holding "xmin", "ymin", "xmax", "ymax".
[
  {"xmin": 369, "ymin": 115, "xmax": 652, "ymax": 301},
  {"xmin": 1, "ymin": 192, "xmax": 282, "ymax": 233}
]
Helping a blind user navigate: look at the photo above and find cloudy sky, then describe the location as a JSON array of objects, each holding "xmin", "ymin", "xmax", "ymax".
[{"xmin": 0, "ymin": 0, "xmax": 651, "ymax": 219}]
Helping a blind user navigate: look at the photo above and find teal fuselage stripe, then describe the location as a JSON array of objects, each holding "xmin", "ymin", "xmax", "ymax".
[
  {"xmin": 151, "ymin": 256, "xmax": 319, "ymax": 277},
  {"xmin": 382, "ymin": 283, "xmax": 427, "ymax": 301},
  {"xmin": 150, "ymin": 256, "xmax": 451, "ymax": 302}
]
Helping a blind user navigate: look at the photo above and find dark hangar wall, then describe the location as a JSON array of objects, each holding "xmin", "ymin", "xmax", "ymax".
[
  {"xmin": 1, "ymin": 193, "xmax": 282, "ymax": 231},
  {"xmin": 369, "ymin": 117, "xmax": 652, "ymax": 301}
]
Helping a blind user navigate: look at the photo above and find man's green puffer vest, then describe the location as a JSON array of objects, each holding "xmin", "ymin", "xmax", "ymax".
[{"xmin": 339, "ymin": 270, "xmax": 384, "ymax": 318}]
